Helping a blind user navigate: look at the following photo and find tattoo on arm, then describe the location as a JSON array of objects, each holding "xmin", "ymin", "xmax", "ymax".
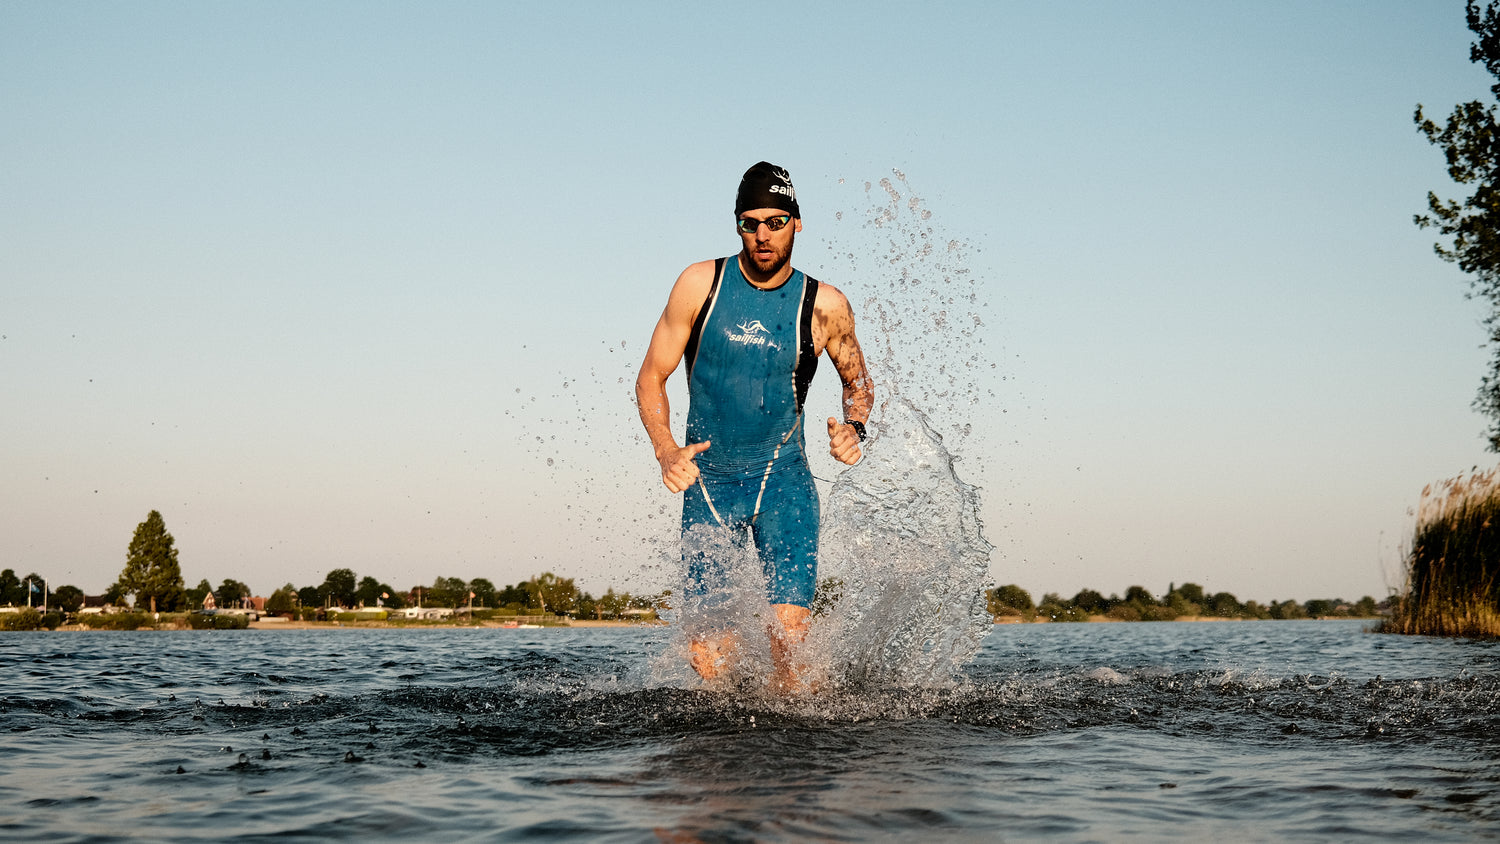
[{"xmin": 825, "ymin": 306, "xmax": 874, "ymax": 424}]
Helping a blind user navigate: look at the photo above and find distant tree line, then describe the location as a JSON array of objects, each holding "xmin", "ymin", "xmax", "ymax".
[
  {"xmin": 986, "ymin": 582, "xmax": 1383, "ymax": 623},
  {"xmin": 6, "ymin": 511, "xmax": 662, "ymax": 622},
  {"xmin": 8, "ymin": 510, "xmax": 1390, "ymax": 629},
  {"xmin": 255, "ymin": 567, "xmax": 658, "ymax": 620}
]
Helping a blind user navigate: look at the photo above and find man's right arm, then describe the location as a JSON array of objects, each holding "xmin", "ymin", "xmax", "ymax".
[{"xmin": 635, "ymin": 261, "xmax": 715, "ymax": 493}]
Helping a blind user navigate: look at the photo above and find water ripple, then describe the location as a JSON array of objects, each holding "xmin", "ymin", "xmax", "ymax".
[{"xmin": 0, "ymin": 623, "xmax": 1496, "ymax": 841}]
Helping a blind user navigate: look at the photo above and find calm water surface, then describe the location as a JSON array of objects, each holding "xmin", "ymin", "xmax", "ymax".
[{"xmin": 2, "ymin": 620, "xmax": 1498, "ymax": 842}]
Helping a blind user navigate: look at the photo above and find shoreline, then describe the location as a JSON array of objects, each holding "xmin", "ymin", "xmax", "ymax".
[
  {"xmin": 19, "ymin": 616, "xmax": 1381, "ymax": 632},
  {"xmin": 25, "ymin": 618, "xmax": 663, "ymax": 632},
  {"xmin": 246, "ymin": 618, "xmax": 660, "ymax": 630},
  {"xmin": 250, "ymin": 618, "xmax": 657, "ymax": 630}
]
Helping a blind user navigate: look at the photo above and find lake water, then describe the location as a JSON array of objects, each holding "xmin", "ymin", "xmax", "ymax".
[{"xmin": 2, "ymin": 620, "xmax": 1498, "ymax": 842}]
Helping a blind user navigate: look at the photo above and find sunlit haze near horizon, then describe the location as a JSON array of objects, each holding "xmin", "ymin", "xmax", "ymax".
[{"xmin": 3, "ymin": 2, "xmax": 1493, "ymax": 605}]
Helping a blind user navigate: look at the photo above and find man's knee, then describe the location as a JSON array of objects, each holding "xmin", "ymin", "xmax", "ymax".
[{"xmin": 771, "ymin": 603, "xmax": 812, "ymax": 637}]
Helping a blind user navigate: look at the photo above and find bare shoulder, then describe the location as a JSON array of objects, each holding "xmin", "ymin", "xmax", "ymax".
[
  {"xmin": 813, "ymin": 279, "xmax": 852, "ymax": 314},
  {"xmin": 662, "ymin": 259, "xmax": 719, "ymax": 322},
  {"xmin": 673, "ymin": 259, "xmax": 718, "ymax": 296},
  {"xmin": 813, "ymin": 280, "xmax": 857, "ymax": 333}
]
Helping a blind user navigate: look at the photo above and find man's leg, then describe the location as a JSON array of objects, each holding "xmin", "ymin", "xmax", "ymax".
[
  {"xmin": 752, "ymin": 466, "xmax": 821, "ymax": 693},
  {"xmin": 768, "ymin": 602, "xmax": 814, "ymax": 693},
  {"xmin": 681, "ymin": 481, "xmax": 749, "ymax": 683}
]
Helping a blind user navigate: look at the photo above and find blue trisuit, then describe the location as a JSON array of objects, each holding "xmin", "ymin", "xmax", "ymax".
[{"xmin": 681, "ymin": 256, "xmax": 822, "ymax": 608}]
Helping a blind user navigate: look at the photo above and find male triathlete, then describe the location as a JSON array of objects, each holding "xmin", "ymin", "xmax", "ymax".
[{"xmin": 636, "ymin": 161, "xmax": 874, "ymax": 691}]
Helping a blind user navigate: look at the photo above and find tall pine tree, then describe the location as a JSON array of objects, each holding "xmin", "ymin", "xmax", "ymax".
[{"xmin": 116, "ymin": 510, "xmax": 186, "ymax": 613}]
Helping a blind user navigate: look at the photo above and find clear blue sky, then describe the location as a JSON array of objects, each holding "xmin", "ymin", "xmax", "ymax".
[{"xmin": 2, "ymin": 1, "xmax": 1491, "ymax": 604}]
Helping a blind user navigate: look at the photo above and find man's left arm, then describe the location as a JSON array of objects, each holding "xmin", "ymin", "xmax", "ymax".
[{"xmin": 818, "ymin": 284, "xmax": 874, "ymax": 465}]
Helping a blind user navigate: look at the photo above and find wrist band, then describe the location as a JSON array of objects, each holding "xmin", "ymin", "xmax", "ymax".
[{"xmin": 844, "ymin": 419, "xmax": 867, "ymax": 442}]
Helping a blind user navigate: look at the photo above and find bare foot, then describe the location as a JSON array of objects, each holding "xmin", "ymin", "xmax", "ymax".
[{"xmin": 689, "ymin": 633, "xmax": 740, "ymax": 683}]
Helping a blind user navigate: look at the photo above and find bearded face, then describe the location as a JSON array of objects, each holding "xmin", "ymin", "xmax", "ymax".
[{"xmin": 737, "ymin": 209, "xmax": 802, "ymax": 281}]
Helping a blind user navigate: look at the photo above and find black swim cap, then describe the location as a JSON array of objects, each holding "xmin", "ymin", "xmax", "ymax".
[{"xmin": 734, "ymin": 161, "xmax": 800, "ymax": 219}]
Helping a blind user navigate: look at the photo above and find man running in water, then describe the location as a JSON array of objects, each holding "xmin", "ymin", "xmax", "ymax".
[{"xmin": 636, "ymin": 162, "xmax": 874, "ymax": 692}]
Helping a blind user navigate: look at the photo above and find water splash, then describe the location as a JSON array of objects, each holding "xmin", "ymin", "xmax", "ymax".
[
  {"xmin": 802, "ymin": 172, "xmax": 997, "ymax": 689},
  {"xmin": 653, "ymin": 525, "xmax": 782, "ymax": 688},
  {"xmin": 823, "ymin": 170, "xmax": 999, "ymax": 457},
  {"xmin": 811, "ymin": 397, "xmax": 994, "ymax": 689},
  {"xmin": 503, "ymin": 343, "xmax": 675, "ymax": 587},
  {"xmin": 650, "ymin": 407, "xmax": 995, "ymax": 693}
]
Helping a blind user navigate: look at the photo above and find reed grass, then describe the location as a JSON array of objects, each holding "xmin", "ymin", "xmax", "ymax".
[{"xmin": 1384, "ymin": 465, "xmax": 1500, "ymax": 639}]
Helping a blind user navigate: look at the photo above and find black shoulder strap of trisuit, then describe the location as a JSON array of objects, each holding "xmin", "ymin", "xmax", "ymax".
[
  {"xmin": 794, "ymin": 273, "xmax": 820, "ymax": 411},
  {"xmin": 684, "ymin": 257, "xmax": 727, "ymax": 381}
]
